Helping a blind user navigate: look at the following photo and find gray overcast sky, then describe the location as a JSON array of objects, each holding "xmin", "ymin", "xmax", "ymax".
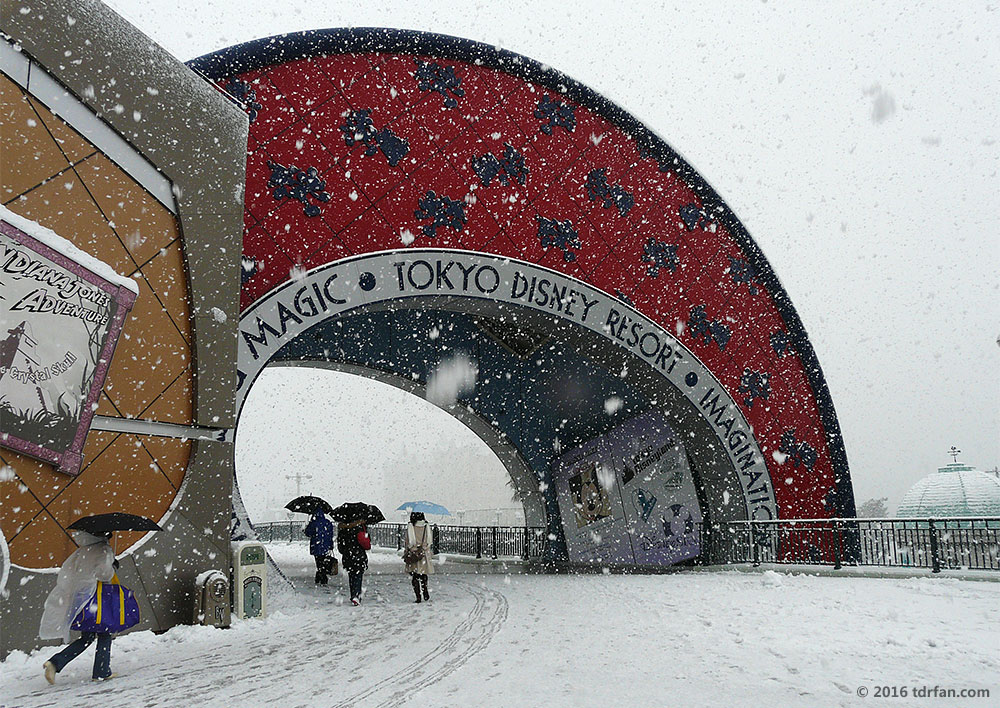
[
  {"xmin": 235, "ymin": 367, "xmax": 515, "ymax": 523},
  {"xmin": 107, "ymin": 0, "xmax": 999, "ymax": 514}
]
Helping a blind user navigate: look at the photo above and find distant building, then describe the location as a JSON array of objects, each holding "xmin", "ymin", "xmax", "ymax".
[
  {"xmin": 454, "ymin": 508, "xmax": 527, "ymax": 527},
  {"xmin": 896, "ymin": 461, "xmax": 1000, "ymax": 518}
]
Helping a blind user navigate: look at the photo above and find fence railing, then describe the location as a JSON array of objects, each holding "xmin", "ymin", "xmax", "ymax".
[
  {"xmin": 705, "ymin": 518, "xmax": 1000, "ymax": 572},
  {"xmin": 253, "ymin": 517, "xmax": 999, "ymax": 572},
  {"xmin": 253, "ymin": 521, "xmax": 550, "ymax": 561},
  {"xmin": 255, "ymin": 521, "xmax": 309, "ymax": 544}
]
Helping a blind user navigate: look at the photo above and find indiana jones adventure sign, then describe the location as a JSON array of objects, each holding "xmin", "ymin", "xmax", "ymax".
[{"xmin": 0, "ymin": 213, "xmax": 137, "ymax": 476}]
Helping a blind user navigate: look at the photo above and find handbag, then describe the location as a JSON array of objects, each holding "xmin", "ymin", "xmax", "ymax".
[
  {"xmin": 403, "ymin": 526, "xmax": 427, "ymax": 564},
  {"xmin": 322, "ymin": 554, "xmax": 339, "ymax": 575},
  {"xmin": 357, "ymin": 528, "xmax": 371, "ymax": 551},
  {"xmin": 402, "ymin": 546, "xmax": 425, "ymax": 564},
  {"xmin": 71, "ymin": 573, "xmax": 140, "ymax": 634}
]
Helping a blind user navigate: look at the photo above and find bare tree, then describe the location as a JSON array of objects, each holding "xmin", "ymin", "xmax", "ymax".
[{"xmin": 857, "ymin": 497, "xmax": 888, "ymax": 518}]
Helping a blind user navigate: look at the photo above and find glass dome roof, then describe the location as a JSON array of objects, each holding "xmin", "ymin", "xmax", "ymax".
[{"xmin": 896, "ymin": 463, "xmax": 1000, "ymax": 518}]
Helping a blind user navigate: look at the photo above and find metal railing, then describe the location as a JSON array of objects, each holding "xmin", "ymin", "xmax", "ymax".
[
  {"xmin": 705, "ymin": 518, "xmax": 1000, "ymax": 572},
  {"xmin": 253, "ymin": 521, "xmax": 550, "ymax": 561},
  {"xmin": 254, "ymin": 520, "xmax": 309, "ymax": 544},
  {"xmin": 254, "ymin": 517, "xmax": 999, "ymax": 572}
]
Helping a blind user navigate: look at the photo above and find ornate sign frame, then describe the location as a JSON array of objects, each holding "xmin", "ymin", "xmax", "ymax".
[{"xmin": 0, "ymin": 217, "xmax": 136, "ymax": 476}]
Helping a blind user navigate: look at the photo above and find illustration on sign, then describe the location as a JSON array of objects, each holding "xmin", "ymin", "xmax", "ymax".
[
  {"xmin": 0, "ymin": 209, "xmax": 137, "ymax": 476},
  {"xmin": 569, "ymin": 461, "xmax": 614, "ymax": 528}
]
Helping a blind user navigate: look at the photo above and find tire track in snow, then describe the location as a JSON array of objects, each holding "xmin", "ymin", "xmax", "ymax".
[
  {"xmin": 374, "ymin": 578, "xmax": 509, "ymax": 708},
  {"xmin": 9, "ymin": 577, "xmax": 507, "ymax": 708},
  {"xmin": 330, "ymin": 578, "xmax": 508, "ymax": 708}
]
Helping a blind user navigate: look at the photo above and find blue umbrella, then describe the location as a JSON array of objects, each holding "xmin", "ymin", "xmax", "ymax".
[{"xmin": 396, "ymin": 501, "xmax": 451, "ymax": 516}]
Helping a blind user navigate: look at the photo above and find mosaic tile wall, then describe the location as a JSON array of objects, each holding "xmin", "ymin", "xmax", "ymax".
[{"xmin": 1, "ymin": 73, "xmax": 193, "ymax": 569}]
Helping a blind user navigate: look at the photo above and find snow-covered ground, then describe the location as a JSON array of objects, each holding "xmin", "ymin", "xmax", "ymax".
[{"xmin": 3, "ymin": 544, "xmax": 997, "ymax": 708}]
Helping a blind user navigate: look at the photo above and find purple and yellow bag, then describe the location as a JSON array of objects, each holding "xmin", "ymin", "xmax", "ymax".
[{"xmin": 71, "ymin": 573, "xmax": 140, "ymax": 634}]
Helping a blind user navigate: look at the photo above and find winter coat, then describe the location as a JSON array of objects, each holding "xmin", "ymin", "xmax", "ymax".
[
  {"xmin": 405, "ymin": 521, "xmax": 434, "ymax": 575},
  {"xmin": 337, "ymin": 522, "xmax": 369, "ymax": 573},
  {"xmin": 303, "ymin": 511, "xmax": 334, "ymax": 557},
  {"xmin": 39, "ymin": 532, "xmax": 116, "ymax": 643}
]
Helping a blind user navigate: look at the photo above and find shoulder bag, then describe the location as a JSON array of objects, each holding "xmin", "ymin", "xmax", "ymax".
[
  {"xmin": 402, "ymin": 526, "xmax": 427, "ymax": 565},
  {"xmin": 71, "ymin": 573, "xmax": 140, "ymax": 634}
]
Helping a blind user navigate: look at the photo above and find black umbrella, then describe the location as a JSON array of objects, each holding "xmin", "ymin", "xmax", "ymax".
[
  {"xmin": 331, "ymin": 502, "xmax": 385, "ymax": 524},
  {"xmin": 68, "ymin": 512, "xmax": 161, "ymax": 534},
  {"xmin": 285, "ymin": 495, "xmax": 335, "ymax": 516},
  {"xmin": 366, "ymin": 504, "xmax": 385, "ymax": 524}
]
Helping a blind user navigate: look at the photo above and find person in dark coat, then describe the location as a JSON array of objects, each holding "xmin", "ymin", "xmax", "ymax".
[
  {"xmin": 337, "ymin": 519, "xmax": 369, "ymax": 605},
  {"xmin": 303, "ymin": 509, "xmax": 336, "ymax": 585}
]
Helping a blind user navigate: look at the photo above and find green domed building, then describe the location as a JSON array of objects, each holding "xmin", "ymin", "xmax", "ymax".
[{"xmin": 896, "ymin": 461, "xmax": 1000, "ymax": 518}]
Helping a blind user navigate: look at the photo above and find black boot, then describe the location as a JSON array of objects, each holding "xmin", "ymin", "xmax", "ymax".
[{"xmin": 411, "ymin": 573, "xmax": 422, "ymax": 603}]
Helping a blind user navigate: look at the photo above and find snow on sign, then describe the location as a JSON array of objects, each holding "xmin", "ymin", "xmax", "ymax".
[{"xmin": 0, "ymin": 207, "xmax": 137, "ymax": 476}]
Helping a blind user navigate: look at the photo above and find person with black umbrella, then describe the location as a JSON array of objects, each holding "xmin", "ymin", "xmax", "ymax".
[
  {"xmin": 332, "ymin": 502, "xmax": 383, "ymax": 605},
  {"xmin": 287, "ymin": 496, "xmax": 339, "ymax": 586},
  {"xmin": 337, "ymin": 517, "xmax": 369, "ymax": 605},
  {"xmin": 303, "ymin": 509, "xmax": 336, "ymax": 585},
  {"xmin": 39, "ymin": 529, "xmax": 119, "ymax": 683},
  {"xmin": 39, "ymin": 514, "xmax": 154, "ymax": 683}
]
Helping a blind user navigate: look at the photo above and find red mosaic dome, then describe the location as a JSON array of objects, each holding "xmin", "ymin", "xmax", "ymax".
[{"xmin": 190, "ymin": 29, "xmax": 854, "ymax": 520}]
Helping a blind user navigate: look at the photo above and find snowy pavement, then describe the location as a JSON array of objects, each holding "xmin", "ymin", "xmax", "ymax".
[{"xmin": 2, "ymin": 544, "xmax": 997, "ymax": 708}]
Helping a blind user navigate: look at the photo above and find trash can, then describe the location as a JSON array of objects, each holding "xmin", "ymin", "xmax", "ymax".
[
  {"xmin": 194, "ymin": 569, "xmax": 231, "ymax": 628},
  {"xmin": 231, "ymin": 541, "xmax": 267, "ymax": 619}
]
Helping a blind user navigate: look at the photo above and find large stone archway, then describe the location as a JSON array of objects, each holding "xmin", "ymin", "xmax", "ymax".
[
  {"xmin": 193, "ymin": 28, "xmax": 855, "ymax": 558},
  {"xmin": 232, "ymin": 250, "xmax": 776, "ymax": 559}
]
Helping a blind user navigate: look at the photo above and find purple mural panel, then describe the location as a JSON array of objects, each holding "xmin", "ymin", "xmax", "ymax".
[
  {"xmin": 553, "ymin": 436, "xmax": 635, "ymax": 565},
  {"xmin": 606, "ymin": 412, "xmax": 702, "ymax": 565},
  {"xmin": 554, "ymin": 411, "xmax": 702, "ymax": 566}
]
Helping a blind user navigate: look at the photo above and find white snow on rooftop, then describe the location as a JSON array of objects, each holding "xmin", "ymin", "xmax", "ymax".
[{"xmin": 897, "ymin": 463, "xmax": 1000, "ymax": 518}]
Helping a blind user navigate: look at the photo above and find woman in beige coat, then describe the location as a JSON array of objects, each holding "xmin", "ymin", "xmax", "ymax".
[{"xmin": 404, "ymin": 512, "xmax": 433, "ymax": 602}]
